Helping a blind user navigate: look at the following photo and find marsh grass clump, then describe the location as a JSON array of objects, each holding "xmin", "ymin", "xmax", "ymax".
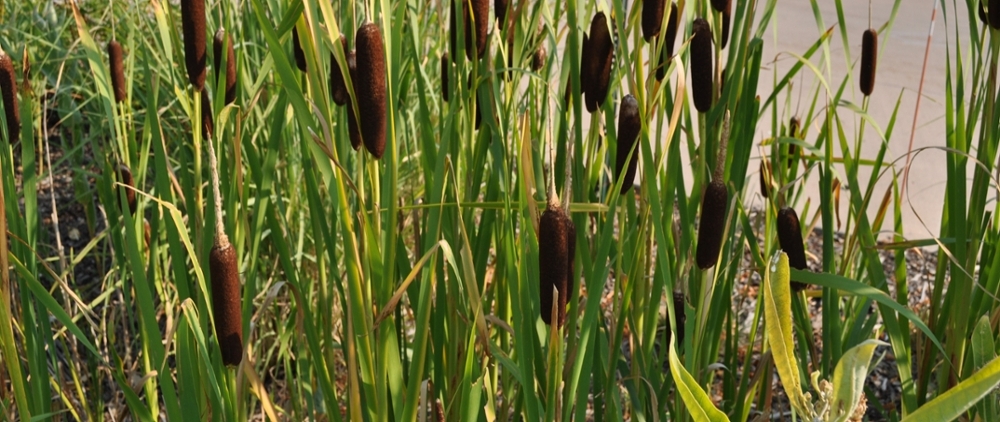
[
  {"xmin": 118, "ymin": 164, "xmax": 137, "ymax": 215},
  {"xmin": 214, "ymin": 29, "xmax": 237, "ymax": 105},
  {"xmin": 108, "ymin": 41, "xmax": 126, "ymax": 103},
  {"xmin": 293, "ymin": 28, "xmax": 307, "ymax": 73},
  {"xmin": 356, "ymin": 23, "xmax": 387, "ymax": 158},
  {"xmin": 538, "ymin": 202, "xmax": 575, "ymax": 327},
  {"xmin": 642, "ymin": 0, "xmax": 665, "ymax": 40},
  {"xmin": 777, "ymin": 207, "xmax": 809, "ymax": 291},
  {"xmin": 181, "ymin": 0, "xmax": 207, "ymax": 90},
  {"xmin": 860, "ymin": 29, "xmax": 877, "ymax": 96},
  {"xmin": 584, "ymin": 12, "xmax": 614, "ymax": 112},
  {"xmin": 691, "ymin": 18, "xmax": 714, "ymax": 113},
  {"xmin": 616, "ymin": 94, "xmax": 641, "ymax": 195},
  {"xmin": 0, "ymin": 53, "xmax": 19, "ymax": 143}
]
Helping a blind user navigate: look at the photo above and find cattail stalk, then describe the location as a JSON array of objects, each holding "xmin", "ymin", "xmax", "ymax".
[
  {"xmin": 181, "ymin": 0, "xmax": 207, "ymax": 90},
  {"xmin": 356, "ymin": 23, "xmax": 387, "ymax": 158},
  {"xmin": 108, "ymin": 41, "xmax": 126, "ymax": 103},
  {"xmin": 214, "ymin": 29, "xmax": 237, "ymax": 105},
  {"xmin": 0, "ymin": 53, "xmax": 19, "ymax": 144},
  {"xmin": 616, "ymin": 95, "xmax": 641, "ymax": 195},
  {"xmin": 860, "ymin": 29, "xmax": 877, "ymax": 96},
  {"xmin": 691, "ymin": 18, "xmax": 714, "ymax": 113}
]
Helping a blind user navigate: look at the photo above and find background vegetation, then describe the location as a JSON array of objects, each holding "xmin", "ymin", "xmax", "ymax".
[{"xmin": 3, "ymin": 0, "xmax": 1000, "ymax": 420}]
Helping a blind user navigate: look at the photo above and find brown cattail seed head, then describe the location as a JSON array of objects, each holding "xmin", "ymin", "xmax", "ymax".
[
  {"xmin": 347, "ymin": 51, "xmax": 362, "ymax": 151},
  {"xmin": 181, "ymin": 0, "xmax": 207, "ymax": 90},
  {"xmin": 532, "ymin": 45, "xmax": 547, "ymax": 72},
  {"xmin": 214, "ymin": 29, "xmax": 237, "ymax": 105},
  {"xmin": 441, "ymin": 52, "xmax": 450, "ymax": 101},
  {"xmin": 759, "ymin": 160, "xmax": 770, "ymax": 198},
  {"xmin": 293, "ymin": 27, "xmax": 307, "ymax": 72},
  {"xmin": 210, "ymin": 242, "xmax": 243, "ymax": 366},
  {"xmin": 0, "ymin": 53, "xmax": 19, "ymax": 144},
  {"xmin": 670, "ymin": 291, "xmax": 686, "ymax": 345},
  {"xmin": 711, "ymin": 0, "xmax": 727, "ymax": 12},
  {"xmin": 464, "ymin": 0, "xmax": 489, "ymax": 61},
  {"xmin": 656, "ymin": 3, "xmax": 680, "ymax": 81},
  {"xmin": 721, "ymin": 0, "xmax": 732, "ymax": 49},
  {"xmin": 539, "ymin": 205, "xmax": 575, "ymax": 327},
  {"xmin": 691, "ymin": 18, "xmax": 714, "ymax": 113},
  {"xmin": 585, "ymin": 12, "xmax": 614, "ymax": 113},
  {"xmin": 789, "ymin": 116, "xmax": 800, "ymax": 138},
  {"xmin": 201, "ymin": 89, "xmax": 214, "ymax": 140},
  {"xmin": 143, "ymin": 219, "xmax": 152, "ymax": 250},
  {"xmin": 860, "ymin": 29, "xmax": 877, "ymax": 96},
  {"xmin": 579, "ymin": 33, "xmax": 591, "ymax": 102},
  {"xmin": 616, "ymin": 94, "xmax": 641, "ymax": 195},
  {"xmin": 495, "ymin": 0, "xmax": 509, "ymax": 27},
  {"xmin": 329, "ymin": 34, "xmax": 350, "ymax": 106},
  {"xmin": 776, "ymin": 207, "xmax": 809, "ymax": 291},
  {"xmin": 696, "ymin": 180, "xmax": 727, "ymax": 269},
  {"xmin": 118, "ymin": 164, "xmax": 138, "ymax": 215},
  {"xmin": 356, "ymin": 23, "xmax": 387, "ymax": 159},
  {"xmin": 642, "ymin": 0, "xmax": 665, "ymax": 40},
  {"xmin": 108, "ymin": 41, "xmax": 126, "ymax": 103},
  {"xmin": 991, "ymin": 0, "xmax": 1000, "ymax": 29}
]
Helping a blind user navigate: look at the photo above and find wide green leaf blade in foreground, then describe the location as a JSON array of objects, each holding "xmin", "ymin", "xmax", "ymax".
[
  {"xmin": 669, "ymin": 336, "xmax": 729, "ymax": 422},
  {"xmin": 830, "ymin": 339, "xmax": 886, "ymax": 422},
  {"xmin": 901, "ymin": 351, "xmax": 1000, "ymax": 422},
  {"xmin": 763, "ymin": 252, "xmax": 812, "ymax": 419}
]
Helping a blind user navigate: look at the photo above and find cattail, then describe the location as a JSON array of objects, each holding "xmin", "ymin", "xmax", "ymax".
[
  {"xmin": 464, "ymin": 0, "xmax": 489, "ymax": 61},
  {"xmin": 441, "ymin": 53, "xmax": 450, "ymax": 101},
  {"xmin": 108, "ymin": 41, "xmax": 126, "ymax": 103},
  {"xmin": 143, "ymin": 219, "xmax": 152, "ymax": 251},
  {"xmin": 181, "ymin": 0, "xmax": 207, "ymax": 90},
  {"xmin": 450, "ymin": 0, "xmax": 458, "ymax": 63},
  {"xmin": 759, "ymin": 160, "xmax": 771, "ymax": 198},
  {"xmin": 991, "ymin": 0, "xmax": 1000, "ymax": 29},
  {"xmin": 787, "ymin": 116, "xmax": 800, "ymax": 166},
  {"xmin": 656, "ymin": 3, "xmax": 679, "ymax": 81},
  {"xmin": 329, "ymin": 35, "xmax": 349, "ymax": 106},
  {"xmin": 585, "ymin": 12, "xmax": 614, "ymax": 113},
  {"xmin": 539, "ymin": 204, "xmax": 575, "ymax": 327},
  {"xmin": 691, "ymin": 18, "xmax": 714, "ymax": 113},
  {"xmin": 118, "ymin": 164, "xmax": 138, "ymax": 215},
  {"xmin": 356, "ymin": 23, "xmax": 387, "ymax": 159},
  {"xmin": 347, "ymin": 51, "xmax": 362, "ymax": 150},
  {"xmin": 710, "ymin": 0, "xmax": 727, "ymax": 12},
  {"xmin": 293, "ymin": 27, "xmax": 307, "ymax": 72},
  {"xmin": 981, "ymin": 1, "xmax": 989, "ymax": 25},
  {"xmin": 201, "ymin": 89, "xmax": 214, "ymax": 140},
  {"xmin": 210, "ymin": 240, "xmax": 243, "ymax": 365},
  {"xmin": 776, "ymin": 207, "xmax": 809, "ymax": 291},
  {"xmin": 496, "ymin": 0, "xmax": 509, "ymax": 27},
  {"xmin": 642, "ymin": 0, "xmax": 665, "ymax": 40},
  {"xmin": 696, "ymin": 180, "xmax": 727, "ymax": 269},
  {"xmin": 579, "ymin": 33, "xmax": 591, "ymax": 101},
  {"xmin": 721, "ymin": 0, "xmax": 732, "ymax": 49},
  {"xmin": 214, "ymin": 29, "xmax": 237, "ymax": 105},
  {"xmin": 532, "ymin": 45, "xmax": 547, "ymax": 72},
  {"xmin": 616, "ymin": 94, "xmax": 641, "ymax": 195},
  {"xmin": 860, "ymin": 29, "xmax": 877, "ymax": 96},
  {"xmin": 670, "ymin": 291, "xmax": 686, "ymax": 345},
  {"xmin": 0, "ymin": 53, "xmax": 19, "ymax": 144}
]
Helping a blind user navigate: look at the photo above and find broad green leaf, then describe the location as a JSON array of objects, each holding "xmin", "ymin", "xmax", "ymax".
[
  {"xmin": 972, "ymin": 315, "xmax": 998, "ymax": 422},
  {"xmin": 902, "ymin": 352, "xmax": 1000, "ymax": 422},
  {"xmin": 668, "ymin": 336, "xmax": 729, "ymax": 422},
  {"xmin": 830, "ymin": 339, "xmax": 886, "ymax": 422},
  {"xmin": 763, "ymin": 252, "xmax": 812, "ymax": 419}
]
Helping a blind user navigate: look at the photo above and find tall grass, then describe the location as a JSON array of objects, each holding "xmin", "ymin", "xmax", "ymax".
[{"xmin": 2, "ymin": 0, "xmax": 1000, "ymax": 420}]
